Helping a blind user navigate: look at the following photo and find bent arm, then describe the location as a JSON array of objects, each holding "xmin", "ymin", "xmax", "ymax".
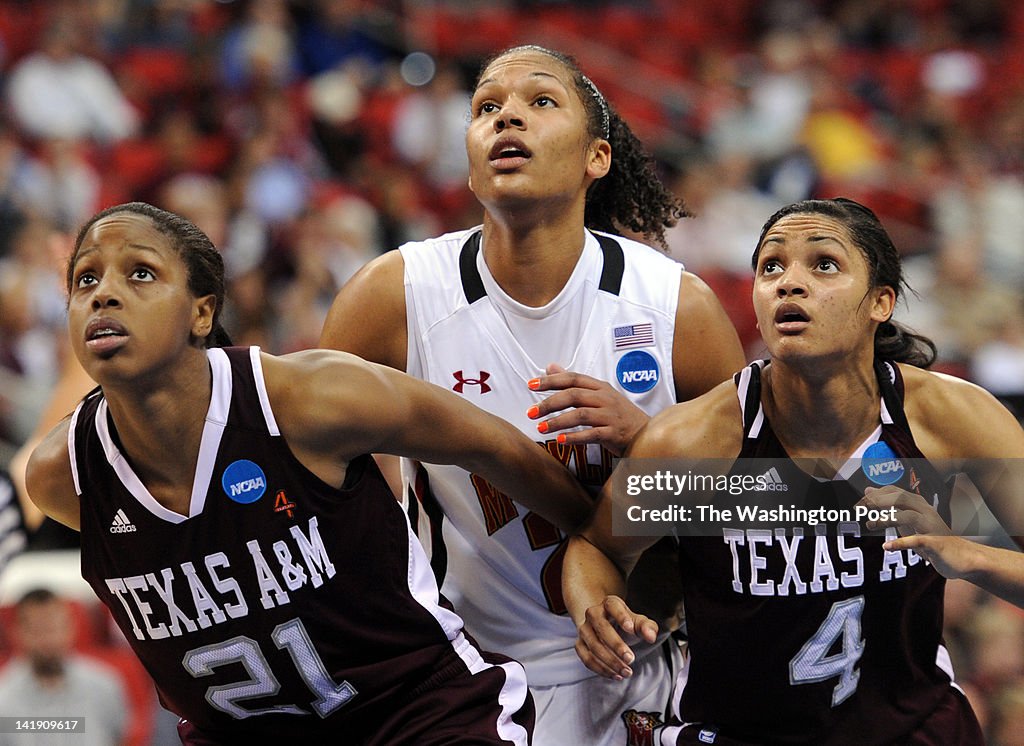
[
  {"xmin": 672, "ymin": 272, "xmax": 746, "ymax": 402},
  {"xmin": 267, "ymin": 350, "xmax": 592, "ymax": 532},
  {"xmin": 24, "ymin": 419, "xmax": 81, "ymax": 531}
]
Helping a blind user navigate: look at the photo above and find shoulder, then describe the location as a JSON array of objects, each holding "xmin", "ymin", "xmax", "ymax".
[
  {"xmin": 630, "ymin": 379, "xmax": 743, "ymax": 459},
  {"xmin": 900, "ymin": 363, "xmax": 1024, "ymax": 458},
  {"xmin": 262, "ymin": 349, "xmax": 388, "ymax": 401},
  {"xmin": 319, "ymin": 250, "xmax": 407, "ymax": 366},
  {"xmin": 399, "ymin": 227, "xmax": 481, "ymax": 280},
  {"xmin": 25, "ymin": 416, "xmax": 80, "ymax": 529}
]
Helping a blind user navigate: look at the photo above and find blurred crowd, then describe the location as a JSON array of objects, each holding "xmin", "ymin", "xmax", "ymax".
[{"xmin": 1, "ymin": 0, "xmax": 1024, "ymax": 742}]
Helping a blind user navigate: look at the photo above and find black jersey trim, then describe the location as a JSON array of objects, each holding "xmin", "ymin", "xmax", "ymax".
[
  {"xmin": 459, "ymin": 230, "xmax": 625, "ymax": 303},
  {"xmin": 876, "ymin": 359, "xmax": 912, "ymax": 432},
  {"xmin": 741, "ymin": 361, "xmax": 765, "ymax": 438},
  {"xmin": 595, "ymin": 233, "xmax": 625, "ymax": 295},
  {"xmin": 458, "ymin": 230, "xmax": 485, "ymax": 304}
]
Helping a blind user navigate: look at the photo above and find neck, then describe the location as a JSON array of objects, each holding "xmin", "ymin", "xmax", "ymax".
[
  {"xmin": 479, "ymin": 214, "xmax": 589, "ymax": 306},
  {"xmin": 762, "ymin": 356, "xmax": 881, "ymax": 460},
  {"xmin": 101, "ymin": 348, "xmax": 212, "ymax": 508}
]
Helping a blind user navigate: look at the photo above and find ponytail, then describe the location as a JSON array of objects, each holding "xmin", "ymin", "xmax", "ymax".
[{"xmin": 874, "ymin": 320, "xmax": 936, "ymax": 369}]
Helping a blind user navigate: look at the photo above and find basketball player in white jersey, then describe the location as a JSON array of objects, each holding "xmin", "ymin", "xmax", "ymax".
[{"xmin": 319, "ymin": 45, "xmax": 745, "ymax": 745}]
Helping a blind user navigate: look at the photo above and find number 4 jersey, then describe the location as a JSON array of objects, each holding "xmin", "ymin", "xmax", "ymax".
[
  {"xmin": 70, "ymin": 346, "xmax": 531, "ymax": 743},
  {"xmin": 666, "ymin": 360, "xmax": 983, "ymax": 745}
]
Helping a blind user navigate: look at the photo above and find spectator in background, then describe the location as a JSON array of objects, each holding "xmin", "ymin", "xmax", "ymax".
[
  {"xmin": 5, "ymin": 18, "xmax": 138, "ymax": 144},
  {"xmin": 392, "ymin": 60, "xmax": 472, "ymax": 195},
  {"xmin": 0, "ymin": 588, "xmax": 127, "ymax": 746}
]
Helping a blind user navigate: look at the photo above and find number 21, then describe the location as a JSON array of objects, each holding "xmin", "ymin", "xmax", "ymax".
[{"xmin": 182, "ymin": 618, "xmax": 357, "ymax": 719}]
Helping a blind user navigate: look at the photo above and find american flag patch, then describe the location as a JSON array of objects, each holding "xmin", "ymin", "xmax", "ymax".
[{"xmin": 613, "ymin": 323, "xmax": 654, "ymax": 349}]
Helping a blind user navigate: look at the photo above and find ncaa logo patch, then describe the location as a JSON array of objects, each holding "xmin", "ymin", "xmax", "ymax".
[
  {"xmin": 862, "ymin": 441, "xmax": 905, "ymax": 486},
  {"xmin": 222, "ymin": 460, "xmax": 267, "ymax": 504},
  {"xmin": 698, "ymin": 728, "xmax": 718, "ymax": 744},
  {"xmin": 616, "ymin": 350, "xmax": 659, "ymax": 394}
]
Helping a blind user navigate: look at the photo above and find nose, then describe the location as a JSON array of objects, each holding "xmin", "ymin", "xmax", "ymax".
[
  {"xmin": 776, "ymin": 267, "xmax": 808, "ymax": 297},
  {"xmin": 494, "ymin": 100, "xmax": 525, "ymax": 132},
  {"xmin": 90, "ymin": 275, "xmax": 123, "ymax": 310}
]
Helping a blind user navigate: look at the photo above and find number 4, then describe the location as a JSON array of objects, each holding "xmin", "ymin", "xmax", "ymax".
[{"xmin": 789, "ymin": 596, "xmax": 866, "ymax": 707}]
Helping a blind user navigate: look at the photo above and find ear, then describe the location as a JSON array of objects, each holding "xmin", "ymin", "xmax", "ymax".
[
  {"xmin": 191, "ymin": 294, "xmax": 217, "ymax": 342},
  {"xmin": 586, "ymin": 138, "xmax": 611, "ymax": 181},
  {"xmin": 870, "ymin": 285, "xmax": 896, "ymax": 324}
]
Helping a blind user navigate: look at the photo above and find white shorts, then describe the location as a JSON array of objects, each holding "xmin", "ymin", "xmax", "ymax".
[{"xmin": 530, "ymin": 639, "xmax": 682, "ymax": 746}]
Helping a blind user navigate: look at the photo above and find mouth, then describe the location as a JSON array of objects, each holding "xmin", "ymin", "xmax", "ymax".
[
  {"xmin": 774, "ymin": 303, "xmax": 810, "ymax": 333},
  {"xmin": 488, "ymin": 137, "xmax": 532, "ymax": 170},
  {"xmin": 85, "ymin": 317, "xmax": 128, "ymax": 356}
]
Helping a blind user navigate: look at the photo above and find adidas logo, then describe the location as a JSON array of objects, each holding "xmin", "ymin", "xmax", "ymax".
[
  {"xmin": 754, "ymin": 466, "xmax": 788, "ymax": 492},
  {"xmin": 109, "ymin": 509, "xmax": 137, "ymax": 534}
]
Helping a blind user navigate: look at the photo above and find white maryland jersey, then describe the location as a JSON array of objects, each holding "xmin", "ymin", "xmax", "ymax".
[{"xmin": 400, "ymin": 227, "xmax": 681, "ymax": 686}]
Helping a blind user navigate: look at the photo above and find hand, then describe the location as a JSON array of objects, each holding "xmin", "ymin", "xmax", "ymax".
[
  {"xmin": 858, "ymin": 486, "xmax": 971, "ymax": 579},
  {"xmin": 857, "ymin": 485, "xmax": 953, "ymax": 537},
  {"xmin": 574, "ymin": 594, "xmax": 659, "ymax": 680},
  {"xmin": 527, "ymin": 364, "xmax": 649, "ymax": 456},
  {"xmin": 880, "ymin": 533, "xmax": 979, "ymax": 580}
]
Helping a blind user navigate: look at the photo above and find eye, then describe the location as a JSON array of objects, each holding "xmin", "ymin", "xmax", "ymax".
[
  {"xmin": 533, "ymin": 95, "xmax": 556, "ymax": 108},
  {"xmin": 475, "ymin": 101, "xmax": 499, "ymax": 116},
  {"xmin": 816, "ymin": 258, "xmax": 839, "ymax": 273},
  {"xmin": 131, "ymin": 267, "xmax": 155, "ymax": 282},
  {"xmin": 75, "ymin": 271, "xmax": 97, "ymax": 288},
  {"xmin": 760, "ymin": 259, "xmax": 782, "ymax": 275}
]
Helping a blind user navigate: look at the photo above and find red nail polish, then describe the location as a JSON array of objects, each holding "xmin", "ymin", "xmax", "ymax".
[
  {"xmin": 537, "ymin": 421, "xmax": 549, "ymax": 434},
  {"xmin": 527, "ymin": 405, "xmax": 539, "ymax": 419},
  {"xmin": 527, "ymin": 378, "xmax": 540, "ymax": 390},
  {"xmin": 556, "ymin": 433, "xmax": 566, "ymax": 444}
]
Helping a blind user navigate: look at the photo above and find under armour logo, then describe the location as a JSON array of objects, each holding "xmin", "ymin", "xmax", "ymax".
[{"xmin": 452, "ymin": 370, "xmax": 491, "ymax": 394}]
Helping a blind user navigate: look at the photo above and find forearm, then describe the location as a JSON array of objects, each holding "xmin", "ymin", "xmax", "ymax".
[
  {"xmin": 959, "ymin": 540, "xmax": 1024, "ymax": 609},
  {"xmin": 464, "ymin": 433, "xmax": 592, "ymax": 533},
  {"xmin": 563, "ymin": 535, "xmax": 630, "ymax": 627}
]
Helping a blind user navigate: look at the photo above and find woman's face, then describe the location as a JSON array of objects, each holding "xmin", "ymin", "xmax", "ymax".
[
  {"xmin": 465, "ymin": 49, "xmax": 609, "ymax": 216},
  {"xmin": 752, "ymin": 212, "xmax": 894, "ymax": 365},
  {"xmin": 67, "ymin": 213, "xmax": 214, "ymax": 386}
]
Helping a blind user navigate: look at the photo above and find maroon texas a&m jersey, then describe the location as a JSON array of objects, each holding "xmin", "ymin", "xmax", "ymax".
[{"xmin": 70, "ymin": 346, "xmax": 517, "ymax": 742}]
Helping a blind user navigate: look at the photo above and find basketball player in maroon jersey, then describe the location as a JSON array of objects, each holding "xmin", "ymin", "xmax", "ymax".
[
  {"xmin": 564, "ymin": 199, "xmax": 1021, "ymax": 743},
  {"xmin": 25, "ymin": 201, "xmax": 596, "ymax": 744}
]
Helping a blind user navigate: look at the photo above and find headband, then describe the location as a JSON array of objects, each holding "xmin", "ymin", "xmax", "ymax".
[{"xmin": 580, "ymin": 73, "xmax": 610, "ymax": 139}]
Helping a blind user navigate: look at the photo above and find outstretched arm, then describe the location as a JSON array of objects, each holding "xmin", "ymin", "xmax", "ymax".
[{"xmin": 266, "ymin": 349, "xmax": 593, "ymax": 533}]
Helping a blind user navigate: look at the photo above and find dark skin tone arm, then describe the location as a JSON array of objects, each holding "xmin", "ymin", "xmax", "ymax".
[{"xmin": 26, "ymin": 350, "xmax": 594, "ymax": 536}]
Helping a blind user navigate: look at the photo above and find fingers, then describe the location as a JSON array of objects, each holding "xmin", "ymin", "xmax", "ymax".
[
  {"xmin": 528, "ymin": 369, "xmax": 604, "ymax": 395},
  {"xmin": 574, "ymin": 596, "xmax": 658, "ymax": 680},
  {"xmin": 882, "ymin": 534, "xmax": 927, "ymax": 553},
  {"xmin": 858, "ymin": 487, "xmax": 951, "ymax": 536}
]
